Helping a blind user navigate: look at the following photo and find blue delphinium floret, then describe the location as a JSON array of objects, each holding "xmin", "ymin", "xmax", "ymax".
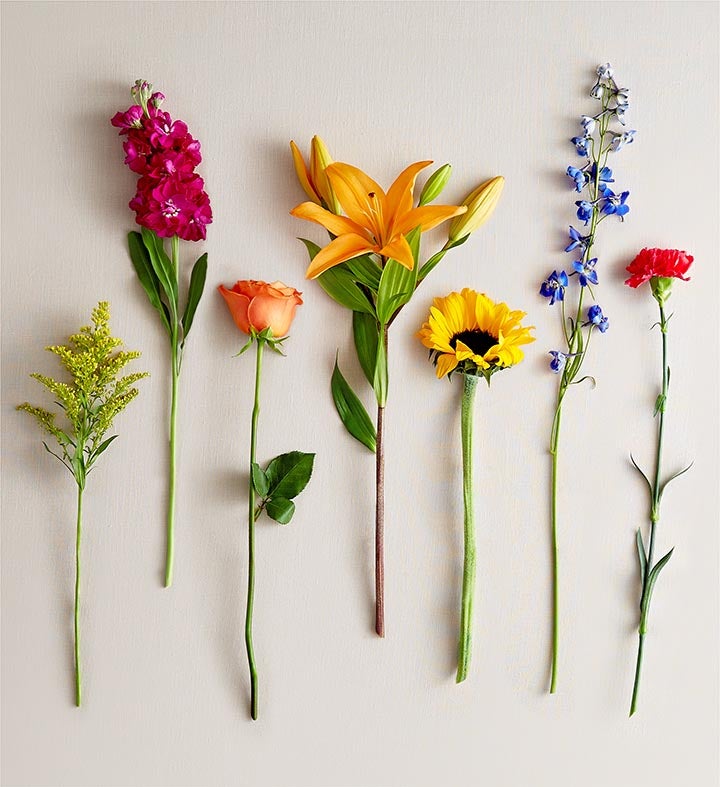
[
  {"xmin": 567, "ymin": 165, "xmax": 590, "ymax": 192},
  {"xmin": 586, "ymin": 304, "xmax": 609, "ymax": 332},
  {"xmin": 572, "ymin": 257, "xmax": 598, "ymax": 286},
  {"xmin": 549, "ymin": 351, "xmax": 568, "ymax": 373},
  {"xmin": 609, "ymin": 130, "xmax": 636, "ymax": 152},
  {"xmin": 600, "ymin": 188, "xmax": 630, "ymax": 217},
  {"xmin": 540, "ymin": 271, "xmax": 569, "ymax": 305},
  {"xmin": 565, "ymin": 226, "xmax": 591, "ymax": 253},
  {"xmin": 571, "ymin": 136, "xmax": 591, "ymax": 157},
  {"xmin": 575, "ymin": 200, "xmax": 594, "ymax": 224}
]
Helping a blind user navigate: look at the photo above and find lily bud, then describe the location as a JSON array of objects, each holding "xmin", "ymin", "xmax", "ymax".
[
  {"xmin": 418, "ymin": 163, "xmax": 452, "ymax": 206},
  {"xmin": 290, "ymin": 136, "xmax": 340, "ymax": 213},
  {"xmin": 448, "ymin": 175, "xmax": 505, "ymax": 243}
]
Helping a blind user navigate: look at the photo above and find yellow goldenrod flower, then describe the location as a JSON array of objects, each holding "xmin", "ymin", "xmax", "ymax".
[
  {"xmin": 418, "ymin": 288, "xmax": 535, "ymax": 379},
  {"xmin": 291, "ymin": 160, "xmax": 466, "ymax": 278},
  {"xmin": 290, "ymin": 136, "xmax": 340, "ymax": 213},
  {"xmin": 448, "ymin": 176, "xmax": 505, "ymax": 243}
]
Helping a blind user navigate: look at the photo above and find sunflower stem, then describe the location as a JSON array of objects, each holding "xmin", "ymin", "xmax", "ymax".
[{"xmin": 457, "ymin": 373, "xmax": 479, "ymax": 682}]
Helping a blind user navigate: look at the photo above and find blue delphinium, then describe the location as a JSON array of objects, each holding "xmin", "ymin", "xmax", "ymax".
[{"xmin": 540, "ymin": 62, "xmax": 635, "ymax": 695}]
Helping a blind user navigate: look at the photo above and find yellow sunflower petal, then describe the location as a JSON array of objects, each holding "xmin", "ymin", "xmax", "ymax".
[
  {"xmin": 455, "ymin": 340, "xmax": 475, "ymax": 362},
  {"xmin": 435, "ymin": 353, "xmax": 459, "ymax": 379}
]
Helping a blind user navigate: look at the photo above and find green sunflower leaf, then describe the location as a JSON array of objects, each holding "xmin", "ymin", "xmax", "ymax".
[{"xmin": 331, "ymin": 358, "xmax": 376, "ymax": 452}]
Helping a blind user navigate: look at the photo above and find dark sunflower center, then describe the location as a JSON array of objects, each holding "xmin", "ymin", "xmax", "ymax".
[{"xmin": 450, "ymin": 329, "xmax": 496, "ymax": 357}]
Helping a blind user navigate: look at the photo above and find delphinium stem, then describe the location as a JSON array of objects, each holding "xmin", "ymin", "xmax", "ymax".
[
  {"xmin": 246, "ymin": 339, "xmax": 263, "ymax": 720},
  {"xmin": 457, "ymin": 373, "xmax": 479, "ymax": 682}
]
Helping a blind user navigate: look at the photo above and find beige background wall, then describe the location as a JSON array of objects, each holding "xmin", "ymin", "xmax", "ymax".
[{"xmin": 2, "ymin": 2, "xmax": 718, "ymax": 786}]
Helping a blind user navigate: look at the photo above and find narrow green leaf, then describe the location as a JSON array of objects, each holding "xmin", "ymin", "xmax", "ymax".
[
  {"xmin": 630, "ymin": 453, "xmax": 653, "ymax": 494},
  {"xmin": 641, "ymin": 548, "xmax": 674, "ymax": 619},
  {"xmin": 353, "ymin": 311, "xmax": 379, "ymax": 386},
  {"xmin": 89, "ymin": 434, "xmax": 118, "ymax": 464},
  {"xmin": 373, "ymin": 336, "xmax": 388, "ymax": 407},
  {"xmin": 266, "ymin": 497, "xmax": 295, "ymax": 524},
  {"xmin": 331, "ymin": 359, "xmax": 376, "ymax": 452},
  {"xmin": 264, "ymin": 451, "xmax": 315, "ymax": 500},
  {"xmin": 418, "ymin": 234, "xmax": 468, "ymax": 282},
  {"xmin": 42, "ymin": 441, "xmax": 73, "ymax": 475},
  {"xmin": 345, "ymin": 255, "xmax": 381, "ymax": 291},
  {"xmin": 251, "ymin": 462, "xmax": 269, "ymax": 498},
  {"xmin": 317, "ymin": 265, "xmax": 376, "ymax": 315},
  {"xmin": 299, "ymin": 238, "xmax": 321, "ymax": 259},
  {"xmin": 141, "ymin": 228, "xmax": 178, "ymax": 320},
  {"xmin": 635, "ymin": 529, "xmax": 647, "ymax": 581},
  {"xmin": 128, "ymin": 231, "xmax": 171, "ymax": 334},
  {"xmin": 375, "ymin": 227, "xmax": 421, "ymax": 324},
  {"xmin": 658, "ymin": 461, "xmax": 694, "ymax": 502},
  {"xmin": 181, "ymin": 253, "xmax": 207, "ymax": 342}
]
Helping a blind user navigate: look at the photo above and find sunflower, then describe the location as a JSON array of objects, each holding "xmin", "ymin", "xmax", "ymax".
[{"xmin": 418, "ymin": 288, "xmax": 535, "ymax": 379}]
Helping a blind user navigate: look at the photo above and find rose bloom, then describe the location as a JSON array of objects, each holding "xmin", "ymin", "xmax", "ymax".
[
  {"xmin": 219, "ymin": 280, "xmax": 303, "ymax": 337},
  {"xmin": 625, "ymin": 248, "xmax": 693, "ymax": 288}
]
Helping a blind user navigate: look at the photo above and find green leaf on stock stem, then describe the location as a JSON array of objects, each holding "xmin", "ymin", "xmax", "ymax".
[
  {"xmin": 331, "ymin": 358, "xmax": 376, "ymax": 452},
  {"xmin": 264, "ymin": 451, "xmax": 315, "ymax": 500},
  {"xmin": 375, "ymin": 227, "xmax": 421, "ymax": 325},
  {"xmin": 251, "ymin": 462, "xmax": 270, "ymax": 498},
  {"xmin": 266, "ymin": 497, "xmax": 296, "ymax": 524},
  {"xmin": 141, "ymin": 228, "xmax": 178, "ymax": 321},
  {"xmin": 181, "ymin": 253, "xmax": 208, "ymax": 343},
  {"xmin": 127, "ymin": 231, "xmax": 172, "ymax": 335},
  {"xmin": 353, "ymin": 311, "xmax": 380, "ymax": 386}
]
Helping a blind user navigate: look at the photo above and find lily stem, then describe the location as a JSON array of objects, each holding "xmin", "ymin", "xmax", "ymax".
[
  {"xmin": 630, "ymin": 302, "xmax": 669, "ymax": 716},
  {"xmin": 74, "ymin": 483, "xmax": 83, "ymax": 707},
  {"xmin": 375, "ymin": 399, "xmax": 385, "ymax": 638},
  {"xmin": 246, "ymin": 338, "xmax": 263, "ymax": 720},
  {"xmin": 165, "ymin": 234, "xmax": 180, "ymax": 588},
  {"xmin": 457, "ymin": 373, "xmax": 479, "ymax": 682}
]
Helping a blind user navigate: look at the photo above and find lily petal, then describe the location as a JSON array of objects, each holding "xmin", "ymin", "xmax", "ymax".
[
  {"xmin": 378, "ymin": 234, "xmax": 414, "ymax": 270},
  {"xmin": 290, "ymin": 201, "xmax": 368, "ymax": 239},
  {"xmin": 305, "ymin": 233, "xmax": 375, "ymax": 279},
  {"xmin": 290, "ymin": 141, "xmax": 319, "ymax": 204},
  {"xmin": 394, "ymin": 204, "xmax": 466, "ymax": 236},
  {"xmin": 326, "ymin": 162, "xmax": 385, "ymax": 229},
  {"xmin": 386, "ymin": 160, "xmax": 432, "ymax": 231}
]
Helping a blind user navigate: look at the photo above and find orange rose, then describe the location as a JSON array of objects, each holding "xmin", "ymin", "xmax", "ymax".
[{"xmin": 218, "ymin": 280, "xmax": 303, "ymax": 337}]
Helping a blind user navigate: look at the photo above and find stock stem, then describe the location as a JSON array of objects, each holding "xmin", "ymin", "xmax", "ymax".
[{"xmin": 165, "ymin": 234, "xmax": 180, "ymax": 587}]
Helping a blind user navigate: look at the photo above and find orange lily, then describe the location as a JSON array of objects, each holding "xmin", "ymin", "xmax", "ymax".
[{"xmin": 291, "ymin": 161, "xmax": 467, "ymax": 279}]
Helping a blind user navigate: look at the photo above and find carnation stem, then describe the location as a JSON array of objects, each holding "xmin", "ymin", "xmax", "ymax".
[
  {"xmin": 164, "ymin": 234, "xmax": 180, "ymax": 588},
  {"xmin": 375, "ymin": 399, "xmax": 385, "ymax": 638},
  {"xmin": 630, "ymin": 303, "xmax": 669, "ymax": 716},
  {"xmin": 74, "ymin": 484, "xmax": 83, "ymax": 707},
  {"xmin": 245, "ymin": 338, "xmax": 263, "ymax": 720},
  {"xmin": 457, "ymin": 373, "xmax": 479, "ymax": 682}
]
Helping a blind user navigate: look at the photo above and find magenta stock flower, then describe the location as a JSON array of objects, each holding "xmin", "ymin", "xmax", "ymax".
[{"xmin": 111, "ymin": 83, "xmax": 212, "ymax": 240}]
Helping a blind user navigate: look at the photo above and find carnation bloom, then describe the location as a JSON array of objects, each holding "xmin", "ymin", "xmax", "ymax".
[
  {"xmin": 219, "ymin": 280, "xmax": 303, "ymax": 337},
  {"xmin": 624, "ymin": 248, "xmax": 693, "ymax": 288},
  {"xmin": 417, "ymin": 288, "xmax": 535, "ymax": 379}
]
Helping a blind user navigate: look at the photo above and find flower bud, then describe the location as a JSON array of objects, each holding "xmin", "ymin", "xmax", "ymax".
[
  {"xmin": 310, "ymin": 135, "xmax": 340, "ymax": 213},
  {"xmin": 418, "ymin": 163, "xmax": 452, "ymax": 206},
  {"xmin": 448, "ymin": 175, "xmax": 504, "ymax": 243}
]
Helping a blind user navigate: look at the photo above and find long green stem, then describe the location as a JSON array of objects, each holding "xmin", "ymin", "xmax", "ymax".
[
  {"xmin": 246, "ymin": 339, "xmax": 263, "ymax": 720},
  {"xmin": 630, "ymin": 303, "xmax": 668, "ymax": 716},
  {"xmin": 457, "ymin": 373, "xmax": 479, "ymax": 683},
  {"xmin": 74, "ymin": 484, "xmax": 83, "ymax": 707},
  {"xmin": 164, "ymin": 235, "xmax": 180, "ymax": 588},
  {"xmin": 375, "ymin": 325, "xmax": 388, "ymax": 638},
  {"xmin": 549, "ymin": 391, "xmax": 564, "ymax": 693}
]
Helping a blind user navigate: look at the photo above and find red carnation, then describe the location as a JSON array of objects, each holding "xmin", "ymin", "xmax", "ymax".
[{"xmin": 624, "ymin": 248, "xmax": 693, "ymax": 288}]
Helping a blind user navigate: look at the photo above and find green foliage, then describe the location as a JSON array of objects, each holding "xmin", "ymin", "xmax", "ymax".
[
  {"xmin": 17, "ymin": 302, "xmax": 148, "ymax": 488},
  {"xmin": 330, "ymin": 359, "xmax": 376, "ymax": 452},
  {"xmin": 352, "ymin": 311, "xmax": 379, "ymax": 386},
  {"xmin": 252, "ymin": 451, "xmax": 315, "ymax": 525}
]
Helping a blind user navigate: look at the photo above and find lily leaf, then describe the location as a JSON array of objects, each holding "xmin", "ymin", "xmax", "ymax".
[
  {"xmin": 128, "ymin": 231, "xmax": 172, "ymax": 335},
  {"xmin": 264, "ymin": 451, "xmax": 315, "ymax": 500},
  {"xmin": 266, "ymin": 497, "xmax": 295, "ymax": 524},
  {"xmin": 418, "ymin": 233, "xmax": 468, "ymax": 281},
  {"xmin": 317, "ymin": 265, "xmax": 376, "ymax": 315},
  {"xmin": 373, "ymin": 336, "xmax": 388, "ymax": 408},
  {"xmin": 353, "ymin": 311, "xmax": 379, "ymax": 386},
  {"xmin": 331, "ymin": 358, "xmax": 376, "ymax": 452},
  {"xmin": 375, "ymin": 226, "xmax": 421, "ymax": 325},
  {"xmin": 181, "ymin": 253, "xmax": 208, "ymax": 343},
  {"xmin": 346, "ymin": 255, "xmax": 381, "ymax": 291}
]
